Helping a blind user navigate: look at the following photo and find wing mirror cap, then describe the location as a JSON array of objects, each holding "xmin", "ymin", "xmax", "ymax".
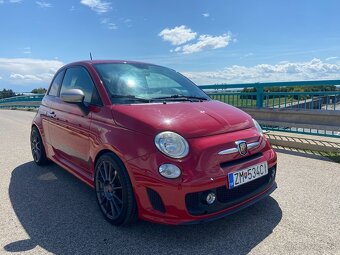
[{"xmin": 60, "ymin": 89, "xmax": 85, "ymax": 103}]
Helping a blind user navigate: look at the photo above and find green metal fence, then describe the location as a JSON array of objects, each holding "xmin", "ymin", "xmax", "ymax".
[
  {"xmin": 199, "ymin": 79, "xmax": 340, "ymax": 137},
  {"xmin": 199, "ymin": 79, "xmax": 340, "ymax": 110},
  {"xmin": 0, "ymin": 94, "xmax": 44, "ymax": 109},
  {"xmin": 206, "ymin": 91, "xmax": 340, "ymax": 110},
  {"xmin": 1, "ymin": 79, "xmax": 339, "ymax": 137}
]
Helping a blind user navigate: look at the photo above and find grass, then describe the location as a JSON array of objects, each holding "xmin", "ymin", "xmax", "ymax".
[
  {"xmin": 3, "ymin": 107, "xmax": 37, "ymax": 112},
  {"xmin": 273, "ymin": 145, "xmax": 340, "ymax": 164},
  {"xmin": 208, "ymin": 94, "xmax": 299, "ymax": 108},
  {"xmin": 320, "ymin": 151, "xmax": 340, "ymax": 163}
]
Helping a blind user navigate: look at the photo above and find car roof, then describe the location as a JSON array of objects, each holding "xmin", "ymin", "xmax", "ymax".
[{"xmin": 68, "ymin": 60, "xmax": 159, "ymax": 66}]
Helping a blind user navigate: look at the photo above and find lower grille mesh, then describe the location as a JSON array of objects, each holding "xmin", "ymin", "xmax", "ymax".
[
  {"xmin": 185, "ymin": 166, "xmax": 276, "ymax": 216},
  {"xmin": 147, "ymin": 188, "xmax": 166, "ymax": 213}
]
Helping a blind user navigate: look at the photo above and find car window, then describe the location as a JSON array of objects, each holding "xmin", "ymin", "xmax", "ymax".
[
  {"xmin": 60, "ymin": 66, "xmax": 101, "ymax": 105},
  {"xmin": 146, "ymin": 73, "xmax": 181, "ymax": 89},
  {"xmin": 48, "ymin": 70, "xmax": 64, "ymax": 96},
  {"xmin": 94, "ymin": 63, "xmax": 209, "ymax": 104}
]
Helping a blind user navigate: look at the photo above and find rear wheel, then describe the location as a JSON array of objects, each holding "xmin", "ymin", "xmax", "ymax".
[
  {"xmin": 30, "ymin": 127, "xmax": 48, "ymax": 165},
  {"xmin": 95, "ymin": 153, "xmax": 138, "ymax": 226}
]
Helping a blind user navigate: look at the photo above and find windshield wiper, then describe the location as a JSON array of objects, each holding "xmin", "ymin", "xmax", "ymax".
[
  {"xmin": 111, "ymin": 94, "xmax": 151, "ymax": 102},
  {"xmin": 151, "ymin": 95, "xmax": 208, "ymax": 102}
]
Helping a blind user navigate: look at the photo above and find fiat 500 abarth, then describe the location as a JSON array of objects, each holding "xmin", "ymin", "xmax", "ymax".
[{"xmin": 31, "ymin": 60, "xmax": 277, "ymax": 226}]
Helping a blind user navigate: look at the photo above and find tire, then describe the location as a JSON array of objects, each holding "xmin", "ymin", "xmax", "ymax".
[
  {"xmin": 30, "ymin": 126, "xmax": 49, "ymax": 165},
  {"xmin": 95, "ymin": 153, "xmax": 138, "ymax": 226}
]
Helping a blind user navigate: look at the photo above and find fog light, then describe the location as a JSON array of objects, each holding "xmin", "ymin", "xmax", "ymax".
[
  {"xmin": 206, "ymin": 192, "xmax": 216, "ymax": 205},
  {"xmin": 158, "ymin": 164, "xmax": 181, "ymax": 179}
]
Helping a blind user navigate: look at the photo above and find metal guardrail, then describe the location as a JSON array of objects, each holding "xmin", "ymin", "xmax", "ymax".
[
  {"xmin": 0, "ymin": 94, "xmax": 44, "ymax": 109},
  {"xmin": 206, "ymin": 91, "xmax": 340, "ymax": 110},
  {"xmin": 244, "ymin": 108, "xmax": 340, "ymax": 138},
  {"xmin": 199, "ymin": 80, "xmax": 340, "ymax": 138},
  {"xmin": 200, "ymin": 80, "xmax": 340, "ymax": 109},
  {"xmin": 1, "ymin": 80, "xmax": 340, "ymax": 137}
]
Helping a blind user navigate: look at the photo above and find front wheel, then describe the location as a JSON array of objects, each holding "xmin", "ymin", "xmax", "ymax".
[
  {"xmin": 95, "ymin": 153, "xmax": 138, "ymax": 226},
  {"xmin": 30, "ymin": 127, "xmax": 48, "ymax": 165}
]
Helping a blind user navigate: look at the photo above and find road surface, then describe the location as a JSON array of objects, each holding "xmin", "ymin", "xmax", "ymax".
[{"xmin": 0, "ymin": 110, "xmax": 339, "ymax": 255}]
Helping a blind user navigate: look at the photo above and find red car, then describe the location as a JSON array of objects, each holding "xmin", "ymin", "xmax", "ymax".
[{"xmin": 31, "ymin": 60, "xmax": 277, "ymax": 226}]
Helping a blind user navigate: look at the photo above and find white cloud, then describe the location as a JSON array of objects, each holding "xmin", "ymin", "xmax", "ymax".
[
  {"xmin": 23, "ymin": 46, "xmax": 31, "ymax": 54},
  {"xmin": 159, "ymin": 25, "xmax": 233, "ymax": 54},
  {"xmin": 243, "ymin": 52, "xmax": 253, "ymax": 58},
  {"xmin": 101, "ymin": 18, "xmax": 118, "ymax": 30},
  {"xmin": 10, "ymin": 73, "xmax": 44, "ymax": 81},
  {"xmin": 107, "ymin": 23, "xmax": 118, "ymax": 30},
  {"xmin": 80, "ymin": 0, "xmax": 111, "ymax": 14},
  {"xmin": 159, "ymin": 25, "xmax": 197, "ymax": 46},
  {"xmin": 175, "ymin": 33, "xmax": 232, "ymax": 54},
  {"xmin": 121, "ymin": 18, "xmax": 132, "ymax": 27},
  {"xmin": 202, "ymin": 13, "xmax": 210, "ymax": 18},
  {"xmin": 0, "ymin": 0, "xmax": 23, "ymax": 3},
  {"xmin": 183, "ymin": 59, "xmax": 340, "ymax": 84},
  {"xmin": 100, "ymin": 17, "xmax": 109, "ymax": 24},
  {"xmin": 36, "ymin": 1, "xmax": 52, "ymax": 8},
  {"xmin": 0, "ymin": 58, "xmax": 64, "ymax": 85},
  {"xmin": 325, "ymin": 56, "xmax": 338, "ymax": 61}
]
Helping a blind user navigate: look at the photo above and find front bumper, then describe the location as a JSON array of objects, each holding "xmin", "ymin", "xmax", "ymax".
[
  {"xmin": 182, "ymin": 181, "xmax": 277, "ymax": 225},
  {"xmin": 127, "ymin": 147, "xmax": 277, "ymax": 225}
]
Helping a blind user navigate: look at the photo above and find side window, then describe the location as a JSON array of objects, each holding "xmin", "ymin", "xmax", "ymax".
[
  {"xmin": 48, "ymin": 70, "xmax": 64, "ymax": 96},
  {"xmin": 60, "ymin": 67, "xmax": 101, "ymax": 105}
]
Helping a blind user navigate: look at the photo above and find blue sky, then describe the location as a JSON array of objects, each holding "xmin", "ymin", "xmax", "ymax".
[{"xmin": 1, "ymin": 0, "xmax": 340, "ymax": 92}]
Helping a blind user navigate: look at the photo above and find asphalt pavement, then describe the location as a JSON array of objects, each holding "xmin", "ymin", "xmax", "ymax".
[{"xmin": 0, "ymin": 110, "xmax": 339, "ymax": 255}]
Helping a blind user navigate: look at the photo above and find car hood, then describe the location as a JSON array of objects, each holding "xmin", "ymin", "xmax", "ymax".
[{"xmin": 110, "ymin": 100, "xmax": 253, "ymax": 138}]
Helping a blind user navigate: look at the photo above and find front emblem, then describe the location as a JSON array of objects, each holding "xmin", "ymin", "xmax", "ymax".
[{"xmin": 235, "ymin": 140, "xmax": 248, "ymax": 156}]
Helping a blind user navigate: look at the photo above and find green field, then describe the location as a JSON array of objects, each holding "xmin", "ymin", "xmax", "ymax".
[{"xmin": 207, "ymin": 93, "xmax": 295, "ymax": 108}]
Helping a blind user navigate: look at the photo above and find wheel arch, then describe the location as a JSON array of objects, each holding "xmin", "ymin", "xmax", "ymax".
[
  {"xmin": 31, "ymin": 123, "xmax": 39, "ymax": 131},
  {"xmin": 93, "ymin": 149, "xmax": 128, "ymax": 175},
  {"xmin": 93, "ymin": 148, "xmax": 137, "ymax": 191},
  {"xmin": 31, "ymin": 123, "xmax": 47, "ymax": 145},
  {"xmin": 93, "ymin": 148, "xmax": 139, "ymax": 225}
]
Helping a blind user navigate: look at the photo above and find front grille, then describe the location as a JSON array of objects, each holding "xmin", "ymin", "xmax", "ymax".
[
  {"xmin": 220, "ymin": 152, "xmax": 263, "ymax": 169},
  {"xmin": 185, "ymin": 165, "xmax": 276, "ymax": 216},
  {"xmin": 147, "ymin": 188, "xmax": 166, "ymax": 213},
  {"xmin": 216, "ymin": 172, "xmax": 269, "ymax": 203}
]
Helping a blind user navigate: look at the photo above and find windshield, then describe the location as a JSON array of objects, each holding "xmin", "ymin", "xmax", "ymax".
[{"xmin": 93, "ymin": 63, "xmax": 210, "ymax": 104}]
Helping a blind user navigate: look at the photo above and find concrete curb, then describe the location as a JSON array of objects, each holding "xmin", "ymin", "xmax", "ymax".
[{"xmin": 267, "ymin": 131, "xmax": 340, "ymax": 153}]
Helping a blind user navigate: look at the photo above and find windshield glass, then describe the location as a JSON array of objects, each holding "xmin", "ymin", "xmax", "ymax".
[{"xmin": 93, "ymin": 63, "xmax": 210, "ymax": 104}]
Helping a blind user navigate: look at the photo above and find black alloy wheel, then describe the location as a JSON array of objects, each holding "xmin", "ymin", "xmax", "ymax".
[
  {"xmin": 95, "ymin": 153, "xmax": 137, "ymax": 226},
  {"xmin": 30, "ymin": 127, "xmax": 48, "ymax": 165}
]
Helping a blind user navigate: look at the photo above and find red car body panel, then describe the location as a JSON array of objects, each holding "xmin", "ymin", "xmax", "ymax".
[
  {"xmin": 111, "ymin": 101, "xmax": 253, "ymax": 138},
  {"xmin": 32, "ymin": 60, "xmax": 277, "ymax": 225}
]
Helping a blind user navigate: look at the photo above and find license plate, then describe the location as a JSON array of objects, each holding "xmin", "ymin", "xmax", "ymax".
[{"xmin": 228, "ymin": 161, "xmax": 268, "ymax": 189}]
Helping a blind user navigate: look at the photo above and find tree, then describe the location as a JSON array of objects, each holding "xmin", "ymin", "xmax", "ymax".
[
  {"xmin": 31, "ymin": 87, "xmax": 47, "ymax": 94},
  {"xmin": 0, "ymin": 89, "xmax": 16, "ymax": 99}
]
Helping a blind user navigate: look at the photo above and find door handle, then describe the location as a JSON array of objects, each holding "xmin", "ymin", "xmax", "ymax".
[{"xmin": 47, "ymin": 111, "xmax": 56, "ymax": 118}]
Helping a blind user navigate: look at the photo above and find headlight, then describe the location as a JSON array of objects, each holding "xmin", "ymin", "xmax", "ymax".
[
  {"xmin": 252, "ymin": 118, "xmax": 263, "ymax": 135},
  {"xmin": 154, "ymin": 131, "xmax": 189, "ymax": 158}
]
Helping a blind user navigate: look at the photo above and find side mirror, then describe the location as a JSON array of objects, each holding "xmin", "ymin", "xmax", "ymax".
[
  {"xmin": 60, "ymin": 89, "xmax": 85, "ymax": 103},
  {"xmin": 60, "ymin": 89, "xmax": 89, "ymax": 115}
]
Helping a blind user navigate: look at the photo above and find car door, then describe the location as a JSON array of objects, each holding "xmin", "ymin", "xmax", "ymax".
[
  {"xmin": 49, "ymin": 66, "xmax": 101, "ymax": 174},
  {"xmin": 41, "ymin": 69, "xmax": 65, "ymax": 147}
]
